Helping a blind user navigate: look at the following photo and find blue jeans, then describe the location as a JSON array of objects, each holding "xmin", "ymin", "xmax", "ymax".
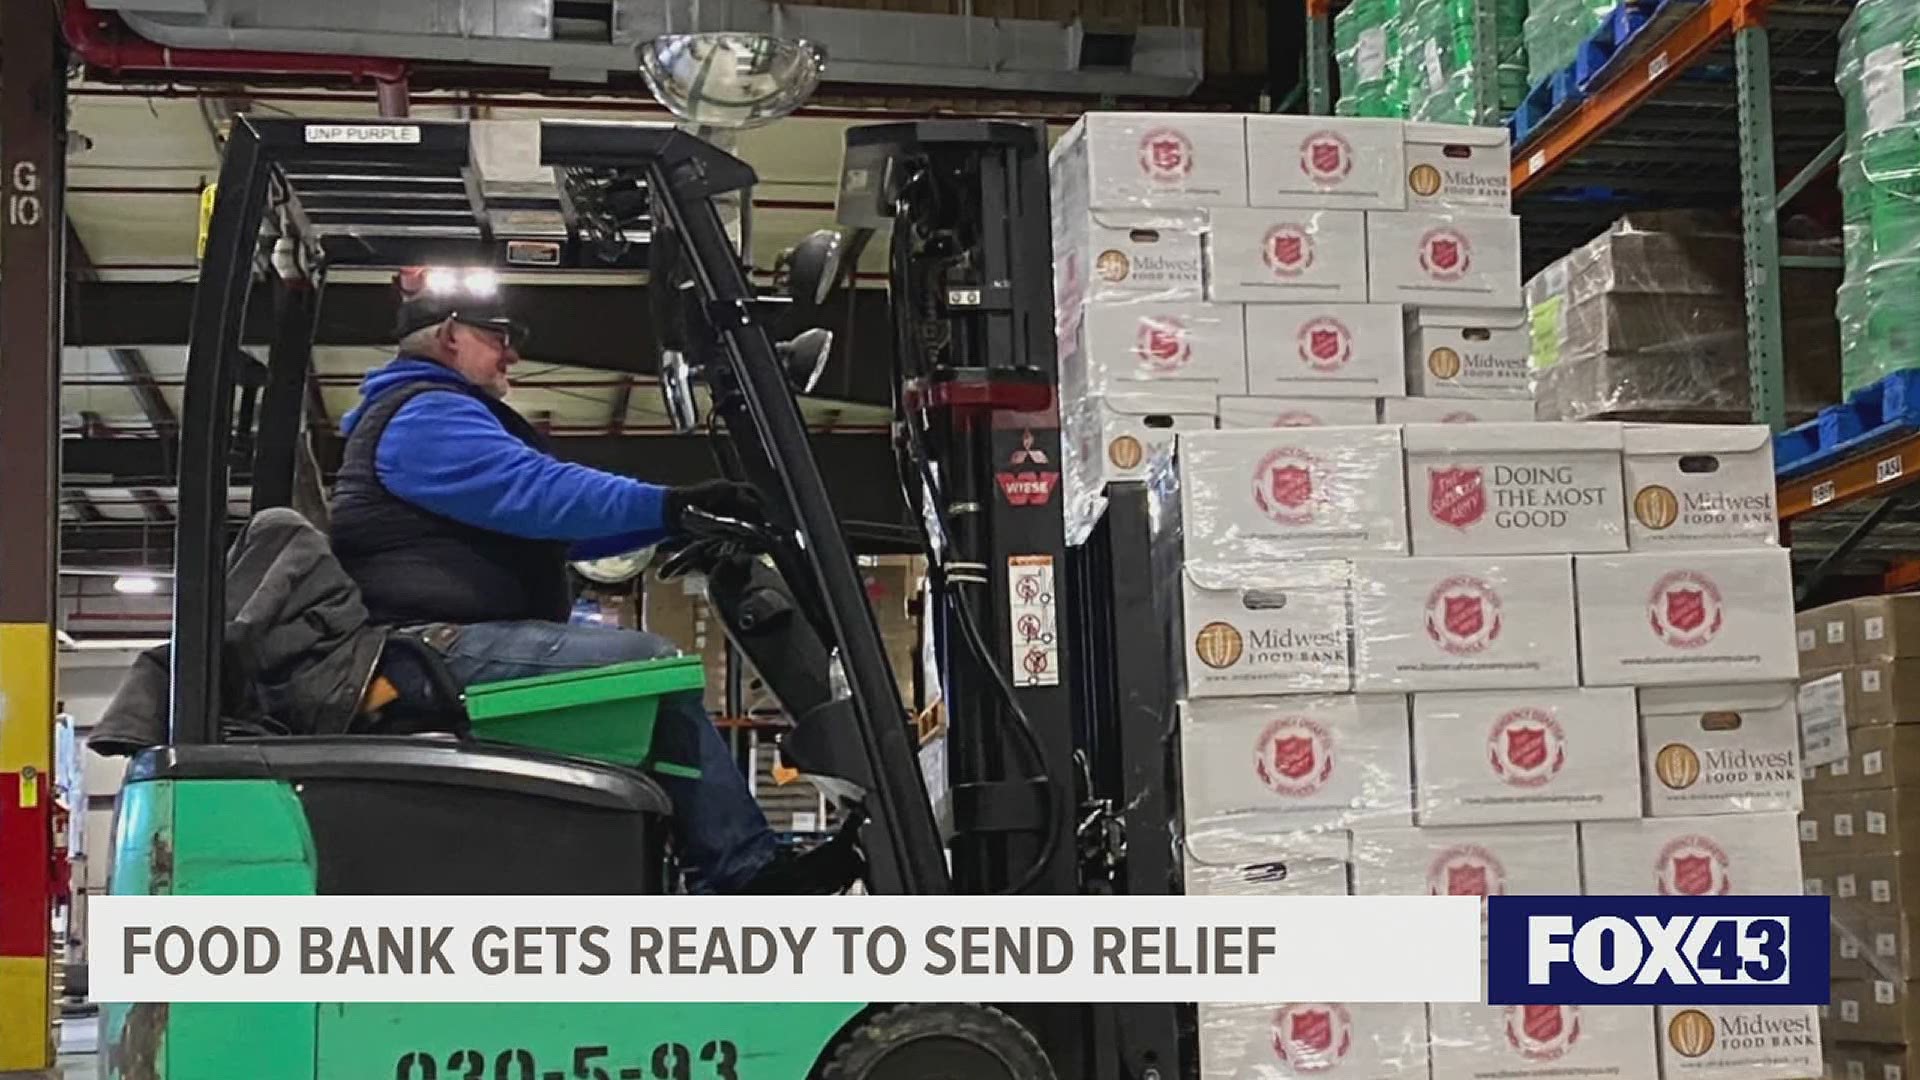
[{"xmin": 402, "ymin": 620, "xmax": 777, "ymax": 894}]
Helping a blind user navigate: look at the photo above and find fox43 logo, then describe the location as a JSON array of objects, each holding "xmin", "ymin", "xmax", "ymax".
[{"xmin": 1486, "ymin": 897, "xmax": 1830, "ymax": 1006}]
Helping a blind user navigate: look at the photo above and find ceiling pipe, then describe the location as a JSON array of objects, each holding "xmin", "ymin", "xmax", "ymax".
[{"xmin": 63, "ymin": 0, "xmax": 410, "ymax": 110}]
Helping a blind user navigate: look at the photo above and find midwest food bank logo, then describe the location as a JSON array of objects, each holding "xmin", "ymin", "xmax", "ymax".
[
  {"xmin": 1667, "ymin": 1009, "xmax": 1715, "ymax": 1058},
  {"xmin": 1634, "ymin": 484, "xmax": 1681, "ymax": 530},
  {"xmin": 1194, "ymin": 621, "xmax": 1245, "ymax": 669},
  {"xmin": 1655, "ymin": 743, "xmax": 1703, "ymax": 790}
]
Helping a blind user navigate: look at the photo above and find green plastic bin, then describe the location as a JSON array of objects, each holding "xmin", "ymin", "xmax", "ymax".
[{"xmin": 463, "ymin": 653, "xmax": 707, "ymax": 776}]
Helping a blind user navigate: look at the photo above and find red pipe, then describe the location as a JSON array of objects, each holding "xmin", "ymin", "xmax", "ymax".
[{"xmin": 62, "ymin": 0, "xmax": 410, "ymax": 109}]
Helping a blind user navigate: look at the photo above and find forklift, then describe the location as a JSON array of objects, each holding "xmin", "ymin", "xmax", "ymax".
[{"xmin": 98, "ymin": 114, "xmax": 1192, "ymax": 1079}]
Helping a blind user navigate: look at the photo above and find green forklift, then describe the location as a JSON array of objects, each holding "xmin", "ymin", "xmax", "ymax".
[{"xmin": 95, "ymin": 109, "xmax": 1192, "ymax": 1080}]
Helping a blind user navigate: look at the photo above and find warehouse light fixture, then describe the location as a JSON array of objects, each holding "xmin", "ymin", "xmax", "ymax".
[
  {"xmin": 635, "ymin": 33, "xmax": 826, "ymax": 130},
  {"xmin": 113, "ymin": 574, "xmax": 160, "ymax": 596}
]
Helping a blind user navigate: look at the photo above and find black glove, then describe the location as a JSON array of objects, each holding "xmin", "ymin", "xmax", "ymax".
[{"xmin": 664, "ymin": 479, "xmax": 763, "ymax": 531}]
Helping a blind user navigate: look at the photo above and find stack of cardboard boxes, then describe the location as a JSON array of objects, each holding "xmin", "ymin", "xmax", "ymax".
[
  {"xmin": 1169, "ymin": 417, "xmax": 1814, "ymax": 1077},
  {"xmin": 1798, "ymin": 595, "xmax": 1920, "ymax": 1078},
  {"xmin": 1051, "ymin": 113, "xmax": 1537, "ymax": 537}
]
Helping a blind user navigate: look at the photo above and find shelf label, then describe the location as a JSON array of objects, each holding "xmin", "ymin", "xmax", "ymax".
[
  {"xmin": 1528, "ymin": 151, "xmax": 1546, "ymax": 176},
  {"xmin": 1812, "ymin": 479, "xmax": 1837, "ymax": 507},
  {"xmin": 304, "ymin": 124, "xmax": 421, "ymax": 144},
  {"xmin": 1648, "ymin": 52, "xmax": 1670, "ymax": 81},
  {"xmin": 1878, "ymin": 455, "xmax": 1904, "ymax": 484}
]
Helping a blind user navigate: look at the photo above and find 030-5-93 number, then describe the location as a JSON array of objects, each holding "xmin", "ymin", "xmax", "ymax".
[{"xmin": 395, "ymin": 1041, "xmax": 740, "ymax": 1080}]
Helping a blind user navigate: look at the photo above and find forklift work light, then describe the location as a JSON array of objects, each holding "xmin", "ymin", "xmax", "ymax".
[{"xmin": 635, "ymin": 33, "xmax": 825, "ymax": 130}]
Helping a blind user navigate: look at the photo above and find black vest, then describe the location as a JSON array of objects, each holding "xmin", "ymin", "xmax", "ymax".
[{"xmin": 329, "ymin": 379, "xmax": 572, "ymax": 627}]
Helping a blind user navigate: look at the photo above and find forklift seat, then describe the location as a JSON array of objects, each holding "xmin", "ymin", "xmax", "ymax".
[{"xmin": 128, "ymin": 736, "xmax": 675, "ymax": 895}]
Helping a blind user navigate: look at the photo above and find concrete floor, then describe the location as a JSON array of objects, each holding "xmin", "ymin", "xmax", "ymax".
[{"xmin": 56, "ymin": 1013, "xmax": 98, "ymax": 1080}]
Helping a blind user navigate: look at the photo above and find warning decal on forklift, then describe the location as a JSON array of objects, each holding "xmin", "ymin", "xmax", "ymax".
[
  {"xmin": 1008, "ymin": 555, "xmax": 1059, "ymax": 688},
  {"xmin": 304, "ymin": 124, "xmax": 422, "ymax": 144}
]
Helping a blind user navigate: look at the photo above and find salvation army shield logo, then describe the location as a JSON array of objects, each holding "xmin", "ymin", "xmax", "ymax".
[
  {"xmin": 1419, "ymin": 227, "xmax": 1472, "ymax": 282},
  {"xmin": 1263, "ymin": 224, "xmax": 1316, "ymax": 278},
  {"xmin": 1424, "ymin": 575, "xmax": 1502, "ymax": 655},
  {"xmin": 1296, "ymin": 317, "xmax": 1353, "ymax": 373},
  {"xmin": 1254, "ymin": 715, "xmax": 1335, "ymax": 796},
  {"xmin": 1139, "ymin": 128, "xmax": 1194, "ymax": 183},
  {"xmin": 1658, "ymin": 835, "xmax": 1733, "ymax": 895},
  {"xmin": 1252, "ymin": 446, "xmax": 1320, "ymax": 524},
  {"xmin": 1506, "ymin": 1005, "xmax": 1581, "ymax": 1061},
  {"xmin": 1648, "ymin": 570, "xmax": 1726, "ymax": 650},
  {"xmin": 1428, "ymin": 466, "xmax": 1486, "ymax": 529},
  {"xmin": 1272, "ymin": 1003, "xmax": 1353, "ymax": 1071},
  {"xmin": 1427, "ymin": 843, "xmax": 1506, "ymax": 897},
  {"xmin": 1133, "ymin": 315, "xmax": 1191, "ymax": 373},
  {"xmin": 1299, "ymin": 131, "xmax": 1354, "ymax": 186},
  {"xmin": 1487, "ymin": 706, "xmax": 1567, "ymax": 789}
]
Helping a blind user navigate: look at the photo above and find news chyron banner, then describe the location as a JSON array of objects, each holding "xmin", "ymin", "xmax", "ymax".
[{"xmin": 90, "ymin": 895, "xmax": 1827, "ymax": 1005}]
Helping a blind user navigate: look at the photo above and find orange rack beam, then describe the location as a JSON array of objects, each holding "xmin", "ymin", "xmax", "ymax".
[
  {"xmin": 1778, "ymin": 431, "xmax": 1920, "ymax": 521},
  {"xmin": 1513, "ymin": 0, "xmax": 1743, "ymax": 194}
]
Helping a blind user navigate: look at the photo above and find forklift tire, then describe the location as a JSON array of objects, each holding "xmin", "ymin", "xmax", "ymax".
[{"xmin": 820, "ymin": 1003, "xmax": 1056, "ymax": 1080}]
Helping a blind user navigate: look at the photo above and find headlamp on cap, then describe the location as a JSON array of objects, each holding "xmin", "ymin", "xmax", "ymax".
[{"xmin": 393, "ymin": 266, "xmax": 528, "ymax": 350}]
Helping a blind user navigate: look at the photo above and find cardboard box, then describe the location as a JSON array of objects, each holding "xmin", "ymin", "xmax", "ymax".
[
  {"xmin": 1426, "ymin": 1003, "xmax": 1657, "ymax": 1080},
  {"xmin": 1801, "ymin": 789, "xmax": 1920, "ymax": 857},
  {"xmin": 1404, "ymin": 307, "xmax": 1532, "ymax": 399},
  {"xmin": 1052, "ymin": 208, "xmax": 1207, "ymax": 308},
  {"xmin": 1199, "ymin": 1002, "xmax": 1429, "ymax": 1078},
  {"xmin": 1403, "ymin": 121, "xmax": 1512, "ymax": 213},
  {"xmin": 1855, "ymin": 595, "xmax": 1920, "ymax": 661},
  {"xmin": 1177, "ymin": 427, "xmax": 1409, "ymax": 563},
  {"xmin": 1182, "ymin": 560, "xmax": 1352, "ymax": 697},
  {"xmin": 1412, "ymin": 688, "xmax": 1642, "ymax": 826},
  {"xmin": 1802, "ymin": 852, "xmax": 1913, "ymax": 918},
  {"xmin": 1403, "ymin": 421, "xmax": 1627, "ymax": 556},
  {"xmin": 1352, "ymin": 555, "xmax": 1580, "ymax": 692},
  {"xmin": 1580, "ymin": 812, "xmax": 1804, "ymax": 895},
  {"xmin": 1380, "ymin": 396, "xmax": 1537, "ymax": 424},
  {"xmin": 1064, "ymin": 301, "xmax": 1248, "ymax": 397},
  {"xmin": 1205, "ymin": 209, "xmax": 1371, "ymax": 304},
  {"xmin": 1800, "ymin": 601, "xmax": 1858, "ymax": 671},
  {"xmin": 1179, "ymin": 695, "xmax": 1412, "ymax": 858},
  {"xmin": 1183, "ymin": 831, "xmax": 1352, "ymax": 896},
  {"xmin": 1246, "ymin": 115, "xmax": 1409, "ymax": 211},
  {"xmin": 1641, "ymin": 683, "xmax": 1804, "ymax": 817},
  {"xmin": 1244, "ymin": 302, "xmax": 1407, "ymax": 397},
  {"xmin": 1350, "ymin": 823, "xmax": 1581, "ymax": 896},
  {"xmin": 1065, "ymin": 388, "xmax": 1216, "ymax": 508},
  {"xmin": 1051, "ymin": 112, "xmax": 1248, "ymax": 209},
  {"xmin": 1827, "ymin": 979, "xmax": 1920, "ymax": 1046},
  {"xmin": 1804, "ymin": 723, "xmax": 1920, "ymax": 794},
  {"xmin": 1825, "ymin": 1040, "xmax": 1920, "ymax": 1080},
  {"xmin": 1830, "ymin": 910, "xmax": 1918, "ymax": 981},
  {"xmin": 1573, "ymin": 548, "xmax": 1799, "ymax": 688},
  {"xmin": 1847, "ymin": 659, "xmax": 1920, "ymax": 728},
  {"xmin": 1367, "ymin": 211, "xmax": 1523, "ymax": 309},
  {"xmin": 1655, "ymin": 1006, "xmax": 1820, "ymax": 1080},
  {"xmin": 1216, "ymin": 395, "xmax": 1379, "ymax": 428},
  {"xmin": 1622, "ymin": 424, "xmax": 1779, "ymax": 552}
]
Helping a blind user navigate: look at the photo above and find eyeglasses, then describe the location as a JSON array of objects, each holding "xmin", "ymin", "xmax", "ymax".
[{"xmin": 451, "ymin": 315, "xmax": 529, "ymax": 352}]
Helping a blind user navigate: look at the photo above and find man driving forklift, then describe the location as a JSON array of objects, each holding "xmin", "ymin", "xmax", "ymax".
[{"xmin": 334, "ymin": 268, "xmax": 860, "ymax": 896}]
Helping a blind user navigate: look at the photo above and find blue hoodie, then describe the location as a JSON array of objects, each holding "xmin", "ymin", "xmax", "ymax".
[{"xmin": 339, "ymin": 357, "xmax": 672, "ymax": 560}]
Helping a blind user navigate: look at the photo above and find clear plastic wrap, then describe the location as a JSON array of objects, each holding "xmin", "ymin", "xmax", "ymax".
[
  {"xmin": 1204, "ymin": 208, "xmax": 1372, "ymax": 303},
  {"xmin": 1217, "ymin": 396, "xmax": 1381, "ymax": 428},
  {"xmin": 1381, "ymin": 396, "xmax": 1538, "ymax": 423},
  {"xmin": 1176, "ymin": 427, "xmax": 1410, "ymax": 563},
  {"xmin": 1197, "ymin": 1001, "xmax": 1431, "ymax": 1077},
  {"xmin": 1571, "ymin": 548, "xmax": 1800, "ymax": 688},
  {"xmin": 1640, "ymin": 683, "xmax": 1803, "ymax": 817},
  {"xmin": 1411, "ymin": 688, "xmax": 1642, "ymax": 825},
  {"xmin": 1836, "ymin": 0, "xmax": 1920, "ymax": 395},
  {"xmin": 1350, "ymin": 554, "xmax": 1581, "ymax": 691},
  {"xmin": 1244, "ymin": 115, "xmax": 1409, "ymax": 211},
  {"xmin": 1058, "ymin": 299, "xmax": 1249, "ymax": 401},
  {"xmin": 1047, "ymin": 112, "xmax": 1249, "ymax": 210},
  {"xmin": 1404, "ymin": 307, "xmax": 1533, "ymax": 399},
  {"xmin": 1403, "ymin": 122, "xmax": 1514, "ymax": 214},
  {"xmin": 1526, "ymin": 212, "xmax": 1842, "ymax": 420},
  {"xmin": 1049, "ymin": 115, "xmax": 1212, "ymax": 310},
  {"xmin": 1524, "ymin": 0, "xmax": 1615, "ymax": 86},
  {"xmin": 1366, "ymin": 210, "xmax": 1524, "ymax": 309},
  {"xmin": 1394, "ymin": 0, "xmax": 1530, "ymax": 124},
  {"xmin": 1244, "ymin": 302, "xmax": 1409, "ymax": 398},
  {"xmin": 1401, "ymin": 420, "xmax": 1626, "ymax": 556},
  {"xmin": 1182, "ymin": 560, "xmax": 1353, "ymax": 696},
  {"xmin": 1335, "ymin": 0, "xmax": 1408, "ymax": 119},
  {"xmin": 1621, "ymin": 423, "xmax": 1780, "ymax": 552},
  {"xmin": 1061, "ymin": 385, "xmax": 1215, "ymax": 549}
]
